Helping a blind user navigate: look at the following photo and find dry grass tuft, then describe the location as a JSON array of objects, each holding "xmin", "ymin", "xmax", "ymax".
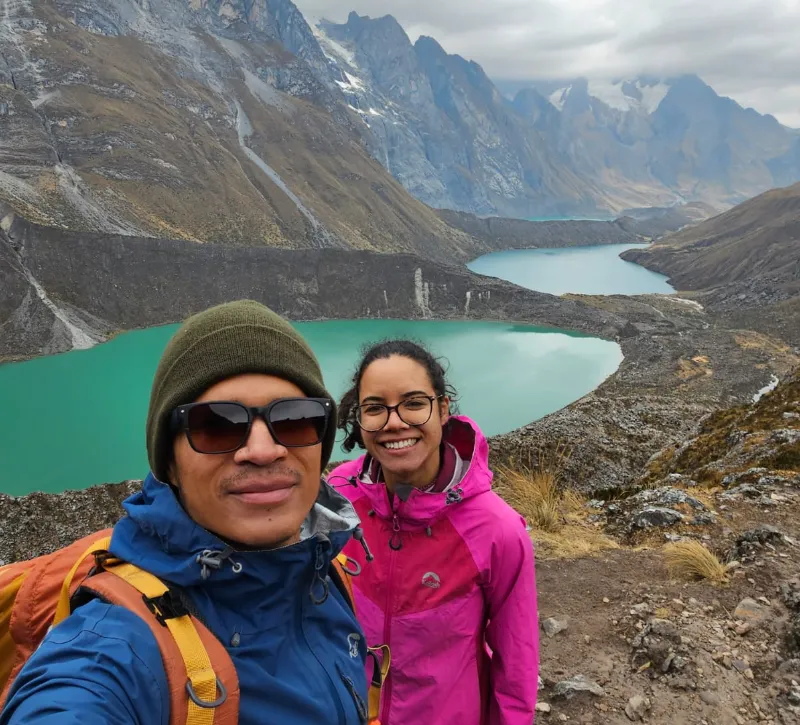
[
  {"xmin": 494, "ymin": 445, "xmax": 571, "ymax": 533},
  {"xmin": 495, "ymin": 465, "xmax": 560, "ymax": 532},
  {"xmin": 663, "ymin": 540, "xmax": 729, "ymax": 583},
  {"xmin": 494, "ymin": 446, "xmax": 618, "ymax": 559}
]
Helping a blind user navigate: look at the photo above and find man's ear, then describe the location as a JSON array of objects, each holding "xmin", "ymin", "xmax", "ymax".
[{"xmin": 167, "ymin": 461, "xmax": 180, "ymax": 489}]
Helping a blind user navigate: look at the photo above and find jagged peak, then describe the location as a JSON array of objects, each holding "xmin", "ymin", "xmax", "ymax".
[
  {"xmin": 342, "ymin": 11, "xmax": 409, "ymax": 39},
  {"xmin": 414, "ymin": 35, "xmax": 447, "ymax": 56},
  {"xmin": 513, "ymin": 86, "xmax": 550, "ymax": 107}
]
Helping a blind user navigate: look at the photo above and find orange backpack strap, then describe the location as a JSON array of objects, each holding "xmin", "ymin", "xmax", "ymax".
[
  {"xmin": 79, "ymin": 564, "xmax": 239, "ymax": 725},
  {"xmin": 0, "ymin": 529, "xmax": 115, "ymax": 709},
  {"xmin": 331, "ymin": 555, "xmax": 356, "ymax": 611}
]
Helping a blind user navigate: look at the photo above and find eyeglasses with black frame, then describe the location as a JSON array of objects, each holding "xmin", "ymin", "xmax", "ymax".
[
  {"xmin": 356, "ymin": 395, "xmax": 443, "ymax": 433},
  {"xmin": 171, "ymin": 397, "xmax": 332, "ymax": 455}
]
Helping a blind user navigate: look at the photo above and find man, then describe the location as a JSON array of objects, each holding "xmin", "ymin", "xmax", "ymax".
[{"xmin": 1, "ymin": 300, "xmax": 369, "ymax": 724}]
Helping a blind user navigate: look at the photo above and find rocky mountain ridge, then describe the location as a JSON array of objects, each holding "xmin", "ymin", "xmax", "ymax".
[
  {"xmin": 313, "ymin": 13, "xmax": 800, "ymax": 217},
  {"xmin": 0, "ymin": 0, "xmax": 481, "ymax": 258},
  {"xmin": 1, "ymin": 0, "xmax": 797, "ymax": 245}
]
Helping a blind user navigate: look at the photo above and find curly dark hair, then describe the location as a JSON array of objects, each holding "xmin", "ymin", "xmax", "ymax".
[{"xmin": 338, "ymin": 339, "xmax": 458, "ymax": 452}]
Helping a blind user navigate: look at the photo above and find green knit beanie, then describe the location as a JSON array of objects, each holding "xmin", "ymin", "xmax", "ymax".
[{"xmin": 146, "ymin": 300, "xmax": 336, "ymax": 483}]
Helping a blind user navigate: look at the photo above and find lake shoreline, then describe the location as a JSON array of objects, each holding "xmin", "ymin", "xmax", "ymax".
[
  {"xmin": 2, "ymin": 218, "xmax": 636, "ymax": 363},
  {"xmin": 466, "ymin": 243, "xmax": 673, "ymax": 297},
  {"xmin": 3, "ymin": 288, "xmax": 796, "ymax": 562},
  {"xmin": 1, "ymin": 319, "xmax": 623, "ymax": 496}
]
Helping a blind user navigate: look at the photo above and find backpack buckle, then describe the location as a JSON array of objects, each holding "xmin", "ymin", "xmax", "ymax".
[
  {"xmin": 142, "ymin": 589, "xmax": 188, "ymax": 626},
  {"xmin": 186, "ymin": 678, "xmax": 228, "ymax": 708}
]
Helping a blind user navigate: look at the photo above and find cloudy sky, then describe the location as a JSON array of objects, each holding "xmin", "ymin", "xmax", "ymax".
[{"xmin": 294, "ymin": 0, "xmax": 800, "ymax": 127}]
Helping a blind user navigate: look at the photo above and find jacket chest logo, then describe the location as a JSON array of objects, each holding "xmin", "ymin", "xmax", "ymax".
[
  {"xmin": 347, "ymin": 632, "xmax": 361, "ymax": 658},
  {"xmin": 421, "ymin": 571, "xmax": 441, "ymax": 589}
]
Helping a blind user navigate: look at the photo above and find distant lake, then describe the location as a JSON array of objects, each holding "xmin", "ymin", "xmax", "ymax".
[
  {"xmin": 0, "ymin": 320, "xmax": 622, "ymax": 496},
  {"xmin": 525, "ymin": 215, "xmax": 612, "ymax": 222},
  {"xmin": 468, "ymin": 243, "xmax": 674, "ymax": 296}
]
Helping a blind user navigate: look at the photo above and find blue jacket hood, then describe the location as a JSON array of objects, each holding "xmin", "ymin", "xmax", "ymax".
[{"xmin": 110, "ymin": 473, "xmax": 361, "ymax": 592}]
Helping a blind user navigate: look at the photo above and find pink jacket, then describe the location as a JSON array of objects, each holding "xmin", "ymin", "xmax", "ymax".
[{"xmin": 327, "ymin": 416, "xmax": 539, "ymax": 725}]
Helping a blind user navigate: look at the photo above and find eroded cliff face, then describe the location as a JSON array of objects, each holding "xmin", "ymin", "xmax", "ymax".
[
  {"xmin": 0, "ymin": 216, "xmax": 627, "ymax": 360},
  {"xmin": 0, "ymin": 228, "xmax": 73, "ymax": 359}
]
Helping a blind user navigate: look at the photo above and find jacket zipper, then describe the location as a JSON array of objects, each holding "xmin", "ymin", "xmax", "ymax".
[
  {"xmin": 300, "ymin": 543, "xmax": 348, "ymax": 725},
  {"xmin": 381, "ymin": 501, "xmax": 402, "ymax": 724},
  {"xmin": 338, "ymin": 666, "xmax": 368, "ymax": 724}
]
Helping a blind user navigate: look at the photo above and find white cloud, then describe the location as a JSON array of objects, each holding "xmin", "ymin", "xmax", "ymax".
[{"xmin": 293, "ymin": 0, "xmax": 800, "ymax": 126}]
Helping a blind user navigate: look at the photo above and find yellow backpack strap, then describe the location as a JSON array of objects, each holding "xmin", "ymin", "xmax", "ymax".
[
  {"xmin": 366, "ymin": 644, "xmax": 391, "ymax": 724},
  {"xmin": 101, "ymin": 562, "xmax": 224, "ymax": 725},
  {"xmin": 53, "ymin": 535, "xmax": 112, "ymax": 626}
]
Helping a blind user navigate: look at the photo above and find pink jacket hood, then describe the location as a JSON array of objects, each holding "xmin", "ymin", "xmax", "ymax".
[
  {"xmin": 327, "ymin": 416, "xmax": 539, "ymax": 725},
  {"xmin": 327, "ymin": 416, "xmax": 493, "ymax": 527}
]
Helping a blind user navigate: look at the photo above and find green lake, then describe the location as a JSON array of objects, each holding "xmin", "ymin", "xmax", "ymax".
[
  {"xmin": 0, "ymin": 319, "xmax": 622, "ymax": 496},
  {"xmin": 468, "ymin": 243, "xmax": 674, "ymax": 296}
]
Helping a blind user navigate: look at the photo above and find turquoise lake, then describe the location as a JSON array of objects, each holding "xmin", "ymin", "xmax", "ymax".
[
  {"xmin": 0, "ymin": 319, "xmax": 622, "ymax": 496},
  {"xmin": 468, "ymin": 243, "xmax": 674, "ymax": 296}
]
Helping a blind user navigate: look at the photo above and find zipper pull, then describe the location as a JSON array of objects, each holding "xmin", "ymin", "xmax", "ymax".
[
  {"xmin": 389, "ymin": 514, "xmax": 403, "ymax": 551},
  {"xmin": 353, "ymin": 526, "xmax": 374, "ymax": 562}
]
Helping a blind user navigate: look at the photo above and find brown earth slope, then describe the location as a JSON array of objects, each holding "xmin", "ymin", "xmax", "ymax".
[
  {"xmin": 0, "ymin": 0, "xmax": 477, "ymax": 260},
  {"xmin": 623, "ymin": 183, "xmax": 800, "ymax": 311}
]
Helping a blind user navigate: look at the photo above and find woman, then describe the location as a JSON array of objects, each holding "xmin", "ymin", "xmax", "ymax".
[{"xmin": 327, "ymin": 339, "xmax": 539, "ymax": 725}]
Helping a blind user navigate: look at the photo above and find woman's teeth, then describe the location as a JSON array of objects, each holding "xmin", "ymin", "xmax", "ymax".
[{"xmin": 382, "ymin": 439, "xmax": 418, "ymax": 450}]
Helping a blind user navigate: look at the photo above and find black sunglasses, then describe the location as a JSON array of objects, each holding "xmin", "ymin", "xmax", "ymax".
[{"xmin": 171, "ymin": 398, "xmax": 332, "ymax": 455}]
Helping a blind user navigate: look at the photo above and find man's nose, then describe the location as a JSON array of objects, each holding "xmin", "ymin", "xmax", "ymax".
[{"xmin": 233, "ymin": 418, "xmax": 286, "ymax": 465}]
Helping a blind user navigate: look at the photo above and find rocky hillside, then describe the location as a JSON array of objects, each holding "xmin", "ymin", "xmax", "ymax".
[
  {"xmin": 490, "ymin": 291, "xmax": 799, "ymax": 496},
  {"xmin": 492, "ymin": 368, "xmax": 800, "ymax": 725},
  {"xmin": 623, "ymin": 182, "xmax": 800, "ymax": 313},
  {"xmin": 0, "ymin": 0, "xmax": 478, "ymax": 259},
  {"xmin": 437, "ymin": 211, "xmax": 642, "ymax": 250},
  {"xmin": 438, "ymin": 203, "xmax": 709, "ymax": 251},
  {"xmin": 640, "ymin": 368, "xmax": 800, "ymax": 490}
]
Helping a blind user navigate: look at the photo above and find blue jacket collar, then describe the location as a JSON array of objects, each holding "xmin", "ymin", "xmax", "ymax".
[{"xmin": 110, "ymin": 473, "xmax": 359, "ymax": 593}]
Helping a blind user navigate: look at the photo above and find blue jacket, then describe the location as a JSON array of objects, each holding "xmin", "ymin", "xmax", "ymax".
[{"xmin": 1, "ymin": 473, "xmax": 369, "ymax": 725}]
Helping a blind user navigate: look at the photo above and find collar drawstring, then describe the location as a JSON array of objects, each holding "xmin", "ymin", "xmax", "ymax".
[
  {"xmin": 352, "ymin": 526, "xmax": 374, "ymax": 562},
  {"xmin": 196, "ymin": 546, "xmax": 240, "ymax": 580},
  {"xmin": 310, "ymin": 535, "xmax": 332, "ymax": 605}
]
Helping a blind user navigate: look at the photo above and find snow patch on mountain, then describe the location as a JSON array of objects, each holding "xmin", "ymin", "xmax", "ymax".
[
  {"xmin": 549, "ymin": 86, "xmax": 570, "ymax": 111},
  {"xmin": 311, "ymin": 20, "xmax": 357, "ymax": 68},
  {"xmin": 588, "ymin": 78, "xmax": 670, "ymax": 114},
  {"xmin": 636, "ymin": 81, "xmax": 671, "ymax": 114},
  {"xmin": 336, "ymin": 71, "xmax": 365, "ymax": 92}
]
